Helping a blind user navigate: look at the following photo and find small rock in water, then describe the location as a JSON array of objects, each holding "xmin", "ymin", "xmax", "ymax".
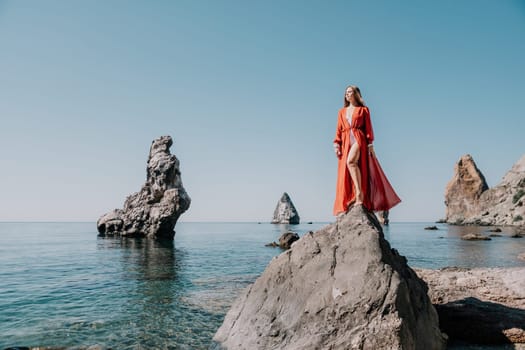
[
  {"xmin": 489, "ymin": 228, "xmax": 502, "ymax": 232},
  {"xmin": 489, "ymin": 234, "xmax": 503, "ymax": 237},
  {"xmin": 461, "ymin": 233, "xmax": 491, "ymax": 241},
  {"xmin": 425, "ymin": 226, "xmax": 439, "ymax": 230},
  {"xmin": 278, "ymin": 231, "xmax": 299, "ymax": 249},
  {"xmin": 511, "ymin": 233, "xmax": 523, "ymax": 238},
  {"xmin": 518, "ymin": 253, "xmax": 525, "ymax": 261},
  {"xmin": 265, "ymin": 232, "xmax": 300, "ymax": 250}
]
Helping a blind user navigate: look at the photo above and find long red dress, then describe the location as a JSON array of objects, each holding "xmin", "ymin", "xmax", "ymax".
[{"xmin": 333, "ymin": 106, "xmax": 401, "ymax": 215}]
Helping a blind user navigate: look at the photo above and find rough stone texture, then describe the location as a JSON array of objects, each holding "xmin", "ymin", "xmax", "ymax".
[
  {"xmin": 271, "ymin": 192, "xmax": 300, "ymax": 224},
  {"xmin": 214, "ymin": 206, "xmax": 446, "ymax": 350},
  {"xmin": 445, "ymin": 154, "xmax": 525, "ymax": 226},
  {"xmin": 97, "ymin": 136, "xmax": 190, "ymax": 239},
  {"xmin": 415, "ymin": 267, "xmax": 525, "ymax": 344}
]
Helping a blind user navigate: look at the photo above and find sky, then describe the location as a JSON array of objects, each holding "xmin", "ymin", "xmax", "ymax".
[{"xmin": 0, "ymin": 0, "xmax": 524, "ymax": 223}]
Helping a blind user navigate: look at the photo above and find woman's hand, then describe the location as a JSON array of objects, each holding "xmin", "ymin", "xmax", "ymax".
[
  {"xmin": 334, "ymin": 143, "xmax": 342, "ymax": 158},
  {"xmin": 368, "ymin": 144, "xmax": 376, "ymax": 158}
]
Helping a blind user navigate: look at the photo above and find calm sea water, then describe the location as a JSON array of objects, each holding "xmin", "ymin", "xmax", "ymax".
[{"xmin": 1, "ymin": 221, "xmax": 524, "ymax": 349}]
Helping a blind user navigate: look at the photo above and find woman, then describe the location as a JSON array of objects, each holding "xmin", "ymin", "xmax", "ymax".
[{"xmin": 333, "ymin": 85, "xmax": 401, "ymax": 215}]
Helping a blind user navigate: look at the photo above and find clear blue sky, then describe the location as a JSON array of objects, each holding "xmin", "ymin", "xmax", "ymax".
[{"xmin": 0, "ymin": 0, "xmax": 523, "ymax": 222}]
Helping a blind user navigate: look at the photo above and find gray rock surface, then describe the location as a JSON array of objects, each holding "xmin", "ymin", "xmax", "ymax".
[
  {"xmin": 271, "ymin": 193, "xmax": 300, "ymax": 224},
  {"xmin": 415, "ymin": 267, "xmax": 525, "ymax": 344},
  {"xmin": 214, "ymin": 206, "xmax": 446, "ymax": 350},
  {"xmin": 97, "ymin": 136, "xmax": 190, "ymax": 239},
  {"xmin": 445, "ymin": 154, "xmax": 525, "ymax": 226}
]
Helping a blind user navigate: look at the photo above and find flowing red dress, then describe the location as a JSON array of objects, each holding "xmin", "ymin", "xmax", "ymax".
[{"xmin": 333, "ymin": 106, "xmax": 401, "ymax": 215}]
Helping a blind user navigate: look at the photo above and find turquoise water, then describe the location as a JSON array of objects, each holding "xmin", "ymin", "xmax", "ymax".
[{"xmin": 1, "ymin": 222, "xmax": 524, "ymax": 349}]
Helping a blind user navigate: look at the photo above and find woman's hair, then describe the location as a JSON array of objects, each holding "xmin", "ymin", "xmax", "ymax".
[{"xmin": 343, "ymin": 85, "xmax": 366, "ymax": 107}]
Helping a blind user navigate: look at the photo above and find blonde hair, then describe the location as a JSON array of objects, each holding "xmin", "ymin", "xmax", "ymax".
[{"xmin": 343, "ymin": 85, "xmax": 366, "ymax": 107}]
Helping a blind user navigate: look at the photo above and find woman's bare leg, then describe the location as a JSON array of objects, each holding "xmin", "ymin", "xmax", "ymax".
[{"xmin": 347, "ymin": 142, "xmax": 363, "ymax": 205}]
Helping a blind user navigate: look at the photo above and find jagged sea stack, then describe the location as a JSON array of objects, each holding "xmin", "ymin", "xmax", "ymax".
[
  {"xmin": 271, "ymin": 192, "xmax": 300, "ymax": 224},
  {"xmin": 445, "ymin": 154, "xmax": 488, "ymax": 224},
  {"xmin": 97, "ymin": 135, "xmax": 191, "ymax": 239},
  {"xmin": 445, "ymin": 154, "xmax": 525, "ymax": 225},
  {"xmin": 214, "ymin": 206, "xmax": 446, "ymax": 350}
]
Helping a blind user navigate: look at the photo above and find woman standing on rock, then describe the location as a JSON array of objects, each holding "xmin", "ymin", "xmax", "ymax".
[{"xmin": 333, "ymin": 85, "xmax": 401, "ymax": 215}]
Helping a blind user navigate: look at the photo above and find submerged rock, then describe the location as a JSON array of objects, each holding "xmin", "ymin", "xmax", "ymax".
[
  {"xmin": 425, "ymin": 226, "xmax": 439, "ymax": 230},
  {"xmin": 445, "ymin": 154, "xmax": 525, "ymax": 226},
  {"xmin": 271, "ymin": 192, "xmax": 300, "ymax": 224},
  {"xmin": 461, "ymin": 233, "xmax": 491, "ymax": 241},
  {"xmin": 214, "ymin": 206, "xmax": 446, "ymax": 350},
  {"xmin": 97, "ymin": 136, "xmax": 190, "ymax": 239}
]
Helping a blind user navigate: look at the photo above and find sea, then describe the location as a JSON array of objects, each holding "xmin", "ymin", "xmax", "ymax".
[{"xmin": 1, "ymin": 221, "xmax": 524, "ymax": 349}]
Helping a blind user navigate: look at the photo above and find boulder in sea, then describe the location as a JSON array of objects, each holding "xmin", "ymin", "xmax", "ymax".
[
  {"xmin": 266, "ymin": 231, "xmax": 300, "ymax": 250},
  {"xmin": 214, "ymin": 206, "xmax": 446, "ymax": 349},
  {"xmin": 425, "ymin": 226, "xmax": 439, "ymax": 230},
  {"xmin": 445, "ymin": 154, "xmax": 525, "ymax": 226},
  {"xmin": 278, "ymin": 231, "xmax": 299, "ymax": 249},
  {"xmin": 271, "ymin": 192, "xmax": 300, "ymax": 224},
  {"xmin": 461, "ymin": 233, "xmax": 491, "ymax": 241},
  {"xmin": 97, "ymin": 135, "xmax": 191, "ymax": 239}
]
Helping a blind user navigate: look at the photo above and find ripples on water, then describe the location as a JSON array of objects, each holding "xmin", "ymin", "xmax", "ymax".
[{"xmin": 0, "ymin": 221, "xmax": 524, "ymax": 349}]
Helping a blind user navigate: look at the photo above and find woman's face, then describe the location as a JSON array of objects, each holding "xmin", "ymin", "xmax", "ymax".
[{"xmin": 345, "ymin": 88, "xmax": 355, "ymax": 104}]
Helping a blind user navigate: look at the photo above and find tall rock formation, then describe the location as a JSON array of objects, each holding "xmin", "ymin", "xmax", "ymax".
[
  {"xmin": 445, "ymin": 154, "xmax": 525, "ymax": 225},
  {"xmin": 214, "ymin": 206, "xmax": 446, "ymax": 350},
  {"xmin": 97, "ymin": 136, "xmax": 191, "ymax": 239},
  {"xmin": 271, "ymin": 192, "xmax": 300, "ymax": 224}
]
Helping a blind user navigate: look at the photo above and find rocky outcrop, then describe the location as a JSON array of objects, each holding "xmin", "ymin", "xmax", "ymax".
[
  {"xmin": 271, "ymin": 192, "xmax": 300, "ymax": 224},
  {"xmin": 97, "ymin": 136, "xmax": 190, "ymax": 239},
  {"xmin": 445, "ymin": 154, "xmax": 525, "ymax": 226},
  {"xmin": 445, "ymin": 154, "xmax": 489, "ymax": 223},
  {"xmin": 415, "ymin": 267, "xmax": 525, "ymax": 344},
  {"xmin": 214, "ymin": 206, "xmax": 446, "ymax": 350}
]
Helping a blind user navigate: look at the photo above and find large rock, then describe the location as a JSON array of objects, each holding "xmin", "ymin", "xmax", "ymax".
[
  {"xmin": 415, "ymin": 267, "xmax": 525, "ymax": 344},
  {"xmin": 271, "ymin": 192, "xmax": 300, "ymax": 224},
  {"xmin": 445, "ymin": 154, "xmax": 489, "ymax": 224},
  {"xmin": 445, "ymin": 154, "xmax": 525, "ymax": 226},
  {"xmin": 97, "ymin": 136, "xmax": 190, "ymax": 239},
  {"xmin": 214, "ymin": 206, "xmax": 446, "ymax": 350}
]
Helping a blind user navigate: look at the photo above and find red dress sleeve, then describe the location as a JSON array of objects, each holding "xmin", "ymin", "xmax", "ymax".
[
  {"xmin": 364, "ymin": 107, "xmax": 374, "ymax": 144},
  {"xmin": 333, "ymin": 109, "xmax": 343, "ymax": 146}
]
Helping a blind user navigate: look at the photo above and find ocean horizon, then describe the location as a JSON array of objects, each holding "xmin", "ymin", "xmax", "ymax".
[{"xmin": 1, "ymin": 221, "xmax": 524, "ymax": 349}]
